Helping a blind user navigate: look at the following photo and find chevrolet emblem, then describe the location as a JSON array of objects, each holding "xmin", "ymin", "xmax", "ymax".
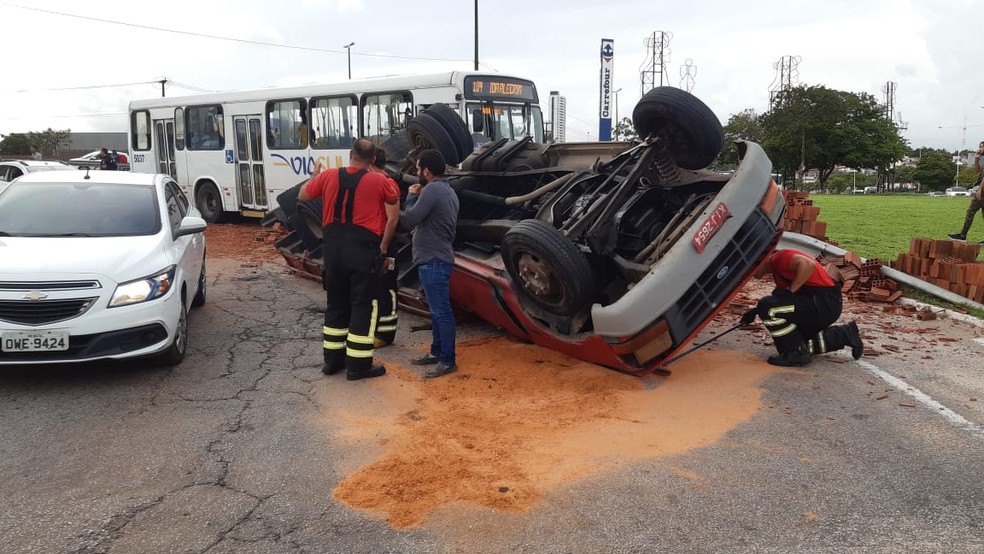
[{"xmin": 23, "ymin": 291, "xmax": 48, "ymax": 302}]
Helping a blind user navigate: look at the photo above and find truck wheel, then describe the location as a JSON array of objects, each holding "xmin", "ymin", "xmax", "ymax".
[
  {"xmin": 501, "ymin": 219, "xmax": 595, "ymax": 316},
  {"xmin": 632, "ymin": 87, "xmax": 724, "ymax": 170},
  {"xmin": 407, "ymin": 113, "xmax": 462, "ymax": 166},
  {"xmin": 422, "ymin": 103, "xmax": 475, "ymax": 161},
  {"xmin": 195, "ymin": 182, "xmax": 223, "ymax": 223}
]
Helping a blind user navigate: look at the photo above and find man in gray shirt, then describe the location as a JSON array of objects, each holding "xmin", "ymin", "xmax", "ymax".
[{"xmin": 403, "ymin": 149, "xmax": 460, "ymax": 378}]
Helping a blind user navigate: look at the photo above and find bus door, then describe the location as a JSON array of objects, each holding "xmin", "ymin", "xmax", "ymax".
[
  {"xmin": 153, "ymin": 119, "xmax": 177, "ymax": 179},
  {"xmin": 233, "ymin": 115, "xmax": 267, "ymax": 210}
]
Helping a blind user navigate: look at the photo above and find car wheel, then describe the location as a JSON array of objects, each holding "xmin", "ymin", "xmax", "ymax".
[
  {"xmin": 501, "ymin": 219, "xmax": 595, "ymax": 316},
  {"xmin": 422, "ymin": 103, "xmax": 475, "ymax": 162},
  {"xmin": 191, "ymin": 261, "xmax": 206, "ymax": 307},
  {"xmin": 157, "ymin": 298, "xmax": 188, "ymax": 366},
  {"xmin": 407, "ymin": 113, "xmax": 462, "ymax": 166},
  {"xmin": 195, "ymin": 182, "xmax": 223, "ymax": 223},
  {"xmin": 631, "ymin": 86, "xmax": 724, "ymax": 170}
]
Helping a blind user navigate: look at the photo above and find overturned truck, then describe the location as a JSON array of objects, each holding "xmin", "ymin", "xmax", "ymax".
[{"xmin": 265, "ymin": 87, "xmax": 786, "ymax": 376}]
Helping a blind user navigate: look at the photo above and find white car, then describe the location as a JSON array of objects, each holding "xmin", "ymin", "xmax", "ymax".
[
  {"xmin": 945, "ymin": 186, "xmax": 970, "ymax": 197},
  {"xmin": 0, "ymin": 171, "xmax": 206, "ymax": 365},
  {"xmin": 67, "ymin": 150, "xmax": 130, "ymax": 170},
  {"xmin": 0, "ymin": 159, "xmax": 77, "ymax": 183}
]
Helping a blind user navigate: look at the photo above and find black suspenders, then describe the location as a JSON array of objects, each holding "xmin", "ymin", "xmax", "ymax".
[{"xmin": 330, "ymin": 168, "xmax": 368, "ymax": 225}]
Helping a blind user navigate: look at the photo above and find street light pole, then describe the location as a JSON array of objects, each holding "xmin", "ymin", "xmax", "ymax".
[
  {"xmin": 473, "ymin": 0, "xmax": 479, "ymax": 71},
  {"xmin": 613, "ymin": 88, "xmax": 622, "ymax": 140},
  {"xmin": 343, "ymin": 42, "xmax": 355, "ymax": 80}
]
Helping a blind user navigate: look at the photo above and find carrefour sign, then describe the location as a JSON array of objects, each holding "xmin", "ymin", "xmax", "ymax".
[{"xmin": 598, "ymin": 39, "xmax": 614, "ymax": 142}]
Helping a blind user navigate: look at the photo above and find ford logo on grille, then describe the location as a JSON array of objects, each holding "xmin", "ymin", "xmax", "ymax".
[
  {"xmin": 716, "ymin": 266, "xmax": 730, "ymax": 280},
  {"xmin": 23, "ymin": 291, "xmax": 48, "ymax": 302}
]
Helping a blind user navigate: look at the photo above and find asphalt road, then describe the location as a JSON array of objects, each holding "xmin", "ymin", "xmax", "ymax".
[{"xmin": 1, "ymin": 257, "xmax": 983, "ymax": 553}]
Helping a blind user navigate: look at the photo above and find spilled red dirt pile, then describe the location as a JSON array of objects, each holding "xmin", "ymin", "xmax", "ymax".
[{"xmin": 330, "ymin": 336, "xmax": 779, "ymax": 528}]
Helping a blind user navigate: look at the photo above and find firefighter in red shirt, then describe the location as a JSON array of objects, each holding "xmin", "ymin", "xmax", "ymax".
[
  {"xmin": 369, "ymin": 148, "xmax": 400, "ymax": 348},
  {"xmin": 741, "ymin": 248, "xmax": 863, "ymax": 367},
  {"xmin": 298, "ymin": 139, "xmax": 399, "ymax": 380}
]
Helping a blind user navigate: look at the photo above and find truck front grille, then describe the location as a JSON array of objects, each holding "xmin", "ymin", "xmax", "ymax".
[{"xmin": 664, "ymin": 208, "xmax": 778, "ymax": 341}]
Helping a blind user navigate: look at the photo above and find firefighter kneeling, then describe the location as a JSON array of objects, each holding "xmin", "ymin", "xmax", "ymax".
[{"xmin": 741, "ymin": 249, "xmax": 864, "ymax": 367}]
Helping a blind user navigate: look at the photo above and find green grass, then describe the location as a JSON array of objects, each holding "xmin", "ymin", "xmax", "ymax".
[{"xmin": 808, "ymin": 194, "xmax": 977, "ymax": 261}]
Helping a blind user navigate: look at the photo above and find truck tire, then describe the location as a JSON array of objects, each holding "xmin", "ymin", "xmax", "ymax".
[
  {"xmin": 407, "ymin": 113, "xmax": 462, "ymax": 166},
  {"xmin": 632, "ymin": 87, "xmax": 724, "ymax": 170},
  {"xmin": 195, "ymin": 181, "xmax": 223, "ymax": 223},
  {"xmin": 501, "ymin": 219, "xmax": 595, "ymax": 316},
  {"xmin": 422, "ymin": 103, "xmax": 475, "ymax": 161}
]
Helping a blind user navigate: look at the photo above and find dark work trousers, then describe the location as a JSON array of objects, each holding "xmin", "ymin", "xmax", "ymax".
[
  {"xmin": 374, "ymin": 264, "xmax": 398, "ymax": 346},
  {"xmin": 321, "ymin": 225, "xmax": 382, "ymax": 373},
  {"xmin": 755, "ymin": 288, "xmax": 843, "ymax": 355},
  {"xmin": 958, "ymin": 194, "xmax": 984, "ymax": 237}
]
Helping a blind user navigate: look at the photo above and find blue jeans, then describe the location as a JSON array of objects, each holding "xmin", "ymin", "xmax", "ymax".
[{"xmin": 418, "ymin": 260, "xmax": 455, "ymax": 366}]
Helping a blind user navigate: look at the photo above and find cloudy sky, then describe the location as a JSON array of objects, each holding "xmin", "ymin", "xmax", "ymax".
[{"xmin": 0, "ymin": 0, "xmax": 980, "ymax": 151}]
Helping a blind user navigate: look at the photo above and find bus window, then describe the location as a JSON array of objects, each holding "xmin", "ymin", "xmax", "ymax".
[
  {"xmin": 266, "ymin": 99, "xmax": 308, "ymax": 149},
  {"xmin": 467, "ymin": 102, "xmax": 544, "ymax": 142},
  {"xmin": 311, "ymin": 95, "xmax": 357, "ymax": 149},
  {"xmin": 131, "ymin": 110, "xmax": 151, "ymax": 151},
  {"xmin": 174, "ymin": 107, "xmax": 185, "ymax": 150},
  {"xmin": 186, "ymin": 105, "xmax": 224, "ymax": 150},
  {"xmin": 362, "ymin": 92, "xmax": 412, "ymax": 145}
]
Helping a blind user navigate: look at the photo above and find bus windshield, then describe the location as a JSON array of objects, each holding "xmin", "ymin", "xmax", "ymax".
[{"xmin": 467, "ymin": 103, "xmax": 544, "ymax": 143}]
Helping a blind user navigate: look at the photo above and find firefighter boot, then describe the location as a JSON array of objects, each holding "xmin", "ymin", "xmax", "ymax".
[
  {"xmin": 816, "ymin": 322, "xmax": 864, "ymax": 360},
  {"xmin": 767, "ymin": 342, "xmax": 812, "ymax": 367}
]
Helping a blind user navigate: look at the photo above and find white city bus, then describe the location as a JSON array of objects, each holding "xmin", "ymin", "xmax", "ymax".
[{"xmin": 127, "ymin": 71, "xmax": 544, "ymax": 222}]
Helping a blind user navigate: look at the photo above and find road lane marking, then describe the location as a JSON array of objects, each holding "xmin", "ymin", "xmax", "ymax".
[{"xmin": 855, "ymin": 358, "xmax": 984, "ymax": 439}]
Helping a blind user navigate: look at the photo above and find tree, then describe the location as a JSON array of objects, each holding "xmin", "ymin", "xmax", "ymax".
[
  {"xmin": 715, "ymin": 109, "xmax": 764, "ymax": 170},
  {"xmin": 759, "ymin": 85, "xmax": 909, "ymax": 190},
  {"xmin": 912, "ymin": 151, "xmax": 957, "ymax": 191},
  {"xmin": 958, "ymin": 165, "xmax": 981, "ymax": 187},
  {"xmin": 0, "ymin": 128, "xmax": 71, "ymax": 158},
  {"xmin": 613, "ymin": 117, "xmax": 637, "ymax": 142},
  {"xmin": 0, "ymin": 133, "xmax": 32, "ymax": 156}
]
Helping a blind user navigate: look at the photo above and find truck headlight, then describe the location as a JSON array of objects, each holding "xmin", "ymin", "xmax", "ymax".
[{"xmin": 109, "ymin": 266, "xmax": 176, "ymax": 307}]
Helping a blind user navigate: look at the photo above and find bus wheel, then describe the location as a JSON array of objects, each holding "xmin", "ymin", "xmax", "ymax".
[
  {"xmin": 407, "ymin": 113, "xmax": 462, "ymax": 166},
  {"xmin": 501, "ymin": 219, "xmax": 595, "ymax": 317},
  {"xmin": 631, "ymin": 86, "xmax": 724, "ymax": 170},
  {"xmin": 422, "ymin": 103, "xmax": 475, "ymax": 162},
  {"xmin": 195, "ymin": 182, "xmax": 223, "ymax": 223}
]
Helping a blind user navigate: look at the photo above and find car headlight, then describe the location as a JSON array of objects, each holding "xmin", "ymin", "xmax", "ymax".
[{"xmin": 109, "ymin": 266, "xmax": 176, "ymax": 307}]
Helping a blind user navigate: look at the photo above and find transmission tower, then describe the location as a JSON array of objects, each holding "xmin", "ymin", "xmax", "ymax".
[
  {"xmin": 883, "ymin": 81, "xmax": 908, "ymax": 130},
  {"xmin": 639, "ymin": 31, "xmax": 672, "ymax": 95},
  {"xmin": 679, "ymin": 59, "xmax": 696, "ymax": 92},
  {"xmin": 768, "ymin": 55, "xmax": 801, "ymax": 110}
]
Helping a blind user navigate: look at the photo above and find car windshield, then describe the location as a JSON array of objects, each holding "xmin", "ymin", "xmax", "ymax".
[{"xmin": 0, "ymin": 182, "xmax": 161, "ymax": 237}]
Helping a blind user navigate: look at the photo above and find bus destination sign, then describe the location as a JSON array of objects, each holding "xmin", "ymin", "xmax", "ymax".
[{"xmin": 464, "ymin": 77, "xmax": 538, "ymax": 102}]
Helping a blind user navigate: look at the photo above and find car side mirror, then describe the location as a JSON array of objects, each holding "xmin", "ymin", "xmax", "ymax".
[
  {"xmin": 175, "ymin": 215, "xmax": 207, "ymax": 238},
  {"xmin": 472, "ymin": 110, "xmax": 484, "ymax": 133}
]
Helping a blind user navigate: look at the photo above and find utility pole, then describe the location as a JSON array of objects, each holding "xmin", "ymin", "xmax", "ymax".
[
  {"xmin": 473, "ymin": 0, "xmax": 479, "ymax": 71},
  {"xmin": 159, "ymin": 78, "xmax": 167, "ymax": 98},
  {"xmin": 343, "ymin": 42, "xmax": 355, "ymax": 79}
]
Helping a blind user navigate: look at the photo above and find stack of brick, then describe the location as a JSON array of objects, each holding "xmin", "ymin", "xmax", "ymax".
[
  {"xmin": 818, "ymin": 252, "xmax": 903, "ymax": 303},
  {"xmin": 891, "ymin": 239, "xmax": 984, "ymax": 303},
  {"xmin": 781, "ymin": 190, "xmax": 828, "ymax": 241}
]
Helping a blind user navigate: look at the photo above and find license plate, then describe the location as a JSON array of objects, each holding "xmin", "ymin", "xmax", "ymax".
[
  {"xmin": 1, "ymin": 330, "xmax": 70, "ymax": 352},
  {"xmin": 692, "ymin": 202, "xmax": 733, "ymax": 253}
]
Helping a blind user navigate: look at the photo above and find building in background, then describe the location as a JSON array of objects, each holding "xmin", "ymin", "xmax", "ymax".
[{"xmin": 549, "ymin": 91, "xmax": 567, "ymax": 143}]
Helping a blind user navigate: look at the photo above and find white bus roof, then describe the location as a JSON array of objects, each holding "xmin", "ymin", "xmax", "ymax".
[{"xmin": 128, "ymin": 71, "xmax": 537, "ymax": 110}]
